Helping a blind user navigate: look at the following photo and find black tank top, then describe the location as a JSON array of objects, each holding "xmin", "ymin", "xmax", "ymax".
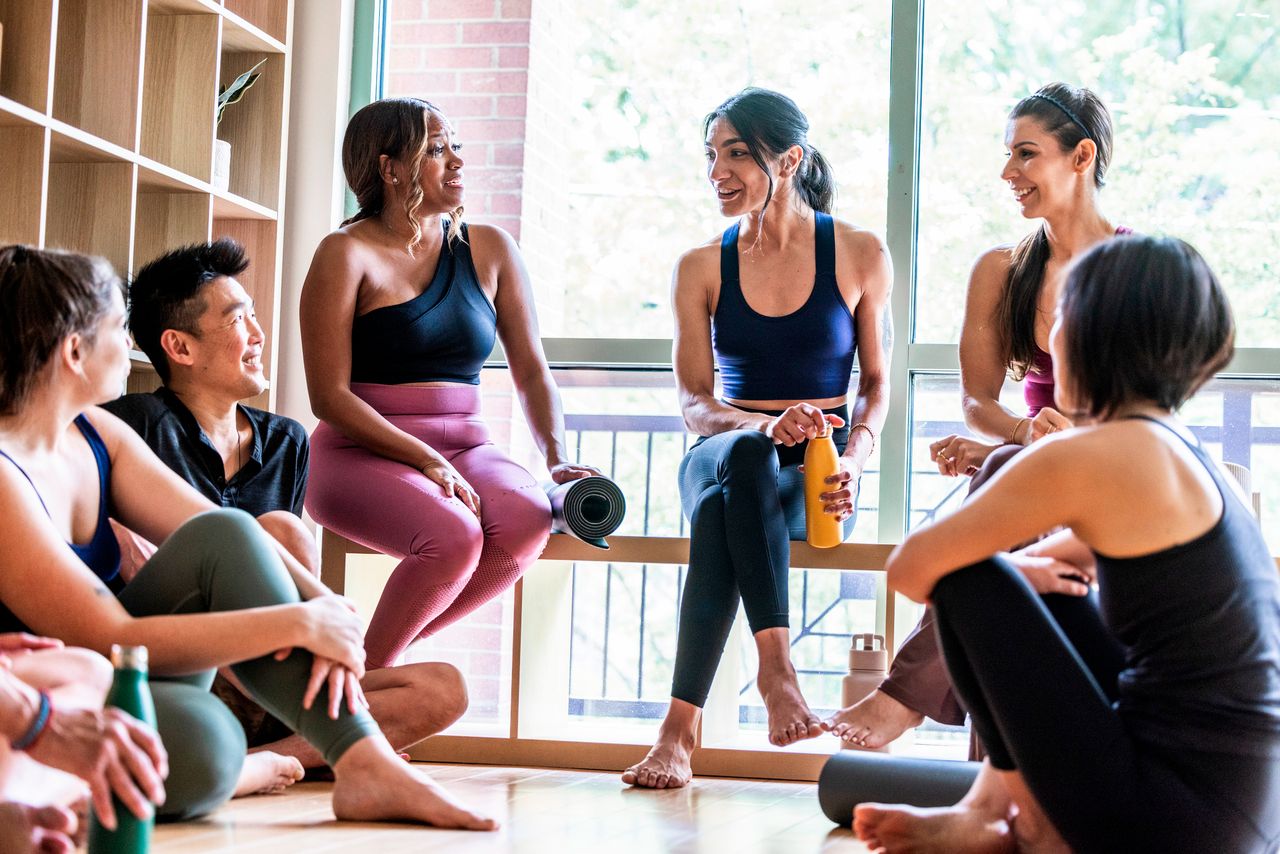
[
  {"xmin": 1099, "ymin": 415, "xmax": 1280, "ymax": 758},
  {"xmin": 349, "ymin": 223, "xmax": 497, "ymax": 385}
]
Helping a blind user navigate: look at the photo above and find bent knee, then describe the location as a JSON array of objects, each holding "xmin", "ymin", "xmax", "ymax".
[
  {"xmin": 257, "ymin": 511, "xmax": 319, "ymax": 575},
  {"xmin": 405, "ymin": 510, "xmax": 485, "ymax": 573},
  {"xmin": 485, "ymin": 485, "xmax": 550, "ymax": 549},
  {"xmin": 721, "ymin": 429, "xmax": 776, "ymax": 469},
  {"xmin": 152, "ymin": 683, "xmax": 246, "ymax": 820},
  {"xmin": 420, "ymin": 662, "xmax": 469, "ymax": 725}
]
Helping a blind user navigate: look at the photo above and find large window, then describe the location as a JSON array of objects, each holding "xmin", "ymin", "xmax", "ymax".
[
  {"xmin": 376, "ymin": 0, "xmax": 1280, "ymax": 751},
  {"xmin": 915, "ymin": 0, "xmax": 1280, "ymax": 346}
]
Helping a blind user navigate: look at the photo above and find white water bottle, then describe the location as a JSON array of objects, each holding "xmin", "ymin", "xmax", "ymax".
[{"xmin": 841, "ymin": 633, "xmax": 888, "ymax": 750}]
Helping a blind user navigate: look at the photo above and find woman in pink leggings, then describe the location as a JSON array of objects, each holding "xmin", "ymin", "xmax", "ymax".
[{"xmin": 300, "ymin": 98, "xmax": 599, "ymax": 669}]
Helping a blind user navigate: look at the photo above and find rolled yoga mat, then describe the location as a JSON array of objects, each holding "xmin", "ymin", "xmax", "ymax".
[
  {"xmin": 542, "ymin": 475, "xmax": 626, "ymax": 549},
  {"xmin": 818, "ymin": 752, "xmax": 981, "ymax": 827}
]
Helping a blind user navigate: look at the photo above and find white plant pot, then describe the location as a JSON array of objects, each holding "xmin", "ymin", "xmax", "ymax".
[{"xmin": 212, "ymin": 139, "xmax": 231, "ymax": 192}]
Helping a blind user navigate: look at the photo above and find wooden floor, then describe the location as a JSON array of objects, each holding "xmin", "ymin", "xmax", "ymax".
[{"xmin": 152, "ymin": 764, "xmax": 870, "ymax": 853}]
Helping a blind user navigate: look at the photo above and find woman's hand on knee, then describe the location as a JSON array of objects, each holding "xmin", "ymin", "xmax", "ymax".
[
  {"xmin": 767, "ymin": 404, "xmax": 842, "ymax": 447},
  {"xmin": 0, "ymin": 633, "xmax": 63, "ymax": 656},
  {"xmin": 929, "ymin": 435, "xmax": 997, "ymax": 477},
  {"xmin": 27, "ymin": 706, "xmax": 168, "ymax": 830},
  {"xmin": 296, "ymin": 594, "xmax": 367, "ymax": 679},
  {"xmin": 1004, "ymin": 552, "xmax": 1093, "ymax": 596},
  {"xmin": 301, "ymin": 657, "xmax": 369, "ymax": 719},
  {"xmin": 420, "ymin": 458, "xmax": 481, "ymax": 517},
  {"xmin": 1029, "ymin": 407, "xmax": 1073, "ymax": 442}
]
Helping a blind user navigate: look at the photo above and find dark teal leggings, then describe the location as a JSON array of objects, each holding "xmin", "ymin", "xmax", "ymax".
[{"xmin": 117, "ymin": 509, "xmax": 379, "ymax": 820}]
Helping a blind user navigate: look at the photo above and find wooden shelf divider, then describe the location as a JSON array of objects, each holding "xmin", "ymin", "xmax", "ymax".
[{"xmin": 0, "ymin": 0, "xmax": 291, "ymax": 407}]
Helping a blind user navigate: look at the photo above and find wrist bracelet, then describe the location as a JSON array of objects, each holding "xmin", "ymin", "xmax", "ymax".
[
  {"xmin": 850, "ymin": 422, "xmax": 876, "ymax": 454},
  {"xmin": 11, "ymin": 690, "xmax": 52, "ymax": 752},
  {"xmin": 1008, "ymin": 417, "xmax": 1029, "ymax": 445}
]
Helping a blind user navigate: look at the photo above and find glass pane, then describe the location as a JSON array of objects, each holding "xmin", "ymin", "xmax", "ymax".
[
  {"xmin": 529, "ymin": 1, "xmax": 892, "ymax": 337},
  {"xmin": 916, "ymin": 0, "xmax": 1280, "ymax": 346},
  {"xmin": 908, "ymin": 374, "xmax": 1280, "ymax": 554}
]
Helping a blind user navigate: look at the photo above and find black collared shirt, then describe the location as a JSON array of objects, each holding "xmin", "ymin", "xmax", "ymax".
[{"xmin": 103, "ymin": 388, "xmax": 308, "ymax": 517}]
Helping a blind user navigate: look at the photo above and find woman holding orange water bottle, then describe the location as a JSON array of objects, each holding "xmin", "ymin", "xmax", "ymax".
[{"xmin": 622, "ymin": 88, "xmax": 892, "ymax": 789}]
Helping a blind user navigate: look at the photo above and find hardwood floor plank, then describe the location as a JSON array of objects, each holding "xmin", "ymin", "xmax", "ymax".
[{"xmin": 152, "ymin": 764, "xmax": 871, "ymax": 853}]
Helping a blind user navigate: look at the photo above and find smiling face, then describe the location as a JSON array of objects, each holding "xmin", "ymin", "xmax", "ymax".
[
  {"xmin": 704, "ymin": 117, "xmax": 776, "ymax": 216},
  {"xmin": 405, "ymin": 112, "xmax": 465, "ymax": 215},
  {"xmin": 176, "ymin": 276, "xmax": 266, "ymax": 400},
  {"xmin": 1001, "ymin": 115, "xmax": 1089, "ymax": 220}
]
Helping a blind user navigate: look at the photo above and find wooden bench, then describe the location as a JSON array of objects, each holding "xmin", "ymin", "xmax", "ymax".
[{"xmin": 319, "ymin": 529, "xmax": 898, "ymax": 652}]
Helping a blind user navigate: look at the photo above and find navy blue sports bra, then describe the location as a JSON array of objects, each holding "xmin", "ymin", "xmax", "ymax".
[
  {"xmin": 711, "ymin": 212, "xmax": 857, "ymax": 401},
  {"xmin": 0, "ymin": 415, "xmax": 123, "ymax": 597},
  {"xmin": 349, "ymin": 223, "xmax": 497, "ymax": 385}
]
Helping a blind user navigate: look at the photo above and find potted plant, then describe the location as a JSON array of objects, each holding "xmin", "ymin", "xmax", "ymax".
[{"xmin": 213, "ymin": 58, "xmax": 266, "ymax": 192}]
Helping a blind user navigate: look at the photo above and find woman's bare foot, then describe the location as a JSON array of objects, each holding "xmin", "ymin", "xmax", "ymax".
[
  {"xmin": 853, "ymin": 803, "xmax": 1015, "ymax": 854},
  {"xmin": 233, "ymin": 751, "xmax": 305, "ymax": 797},
  {"xmin": 622, "ymin": 732, "xmax": 695, "ymax": 789},
  {"xmin": 758, "ymin": 666, "xmax": 822, "ymax": 746},
  {"xmin": 331, "ymin": 738, "xmax": 496, "ymax": 830},
  {"xmin": 0, "ymin": 802, "xmax": 77, "ymax": 854},
  {"xmin": 823, "ymin": 689, "xmax": 924, "ymax": 749}
]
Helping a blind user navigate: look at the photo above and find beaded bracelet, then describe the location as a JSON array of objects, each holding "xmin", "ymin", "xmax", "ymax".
[
  {"xmin": 12, "ymin": 689, "xmax": 52, "ymax": 752},
  {"xmin": 850, "ymin": 422, "xmax": 876, "ymax": 454}
]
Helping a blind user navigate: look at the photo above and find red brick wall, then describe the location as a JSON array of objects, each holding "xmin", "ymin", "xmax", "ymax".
[{"xmin": 386, "ymin": 0, "xmax": 534, "ymax": 240}]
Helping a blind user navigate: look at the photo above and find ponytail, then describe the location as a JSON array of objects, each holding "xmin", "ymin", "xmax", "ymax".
[
  {"xmin": 796, "ymin": 146, "xmax": 835, "ymax": 214},
  {"xmin": 999, "ymin": 225, "xmax": 1051, "ymax": 381}
]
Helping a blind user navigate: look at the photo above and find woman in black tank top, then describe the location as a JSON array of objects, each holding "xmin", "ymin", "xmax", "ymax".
[{"xmin": 851, "ymin": 236, "xmax": 1280, "ymax": 852}]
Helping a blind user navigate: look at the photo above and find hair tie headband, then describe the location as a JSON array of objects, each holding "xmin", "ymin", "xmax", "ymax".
[{"xmin": 1029, "ymin": 93, "xmax": 1090, "ymax": 139}]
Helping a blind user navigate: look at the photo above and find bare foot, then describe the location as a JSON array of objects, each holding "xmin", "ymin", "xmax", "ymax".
[
  {"xmin": 823, "ymin": 689, "xmax": 924, "ymax": 749},
  {"xmin": 234, "ymin": 751, "xmax": 305, "ymax": 797},
  {"xmin": 0, "ymin": 802, "xmax": 77, "ymax": 854},
  {"xmin": 853, "ymin": 803, "xmax": 1014, "ymax": 854},
  {"xmin": 331, "ymin": 739, "xmax": 496, "ymax": 830},
  {"xmin": 622, "ymin": 732, "xmax": 695, "ymax": 789},
  {"xmin": 758, "ymin": 667, "xmax": 822, "ymax": 746}
]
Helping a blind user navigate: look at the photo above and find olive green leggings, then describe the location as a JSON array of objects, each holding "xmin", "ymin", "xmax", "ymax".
[{"xmin": 117, "ymin": 509, "xmax": 379, "ymax": 820}]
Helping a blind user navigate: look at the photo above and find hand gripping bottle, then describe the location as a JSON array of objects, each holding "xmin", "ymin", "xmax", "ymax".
[
  {"xmin": 804, "ymin": 422, "xmax": 843, "ymax": 548},
  {"xmin": 89, "ymin": 645, "xmax": 156, "ymax": 854},
  {"xmin": 841, "ymin": 633, "xmax": 889, "ymax": 751}
]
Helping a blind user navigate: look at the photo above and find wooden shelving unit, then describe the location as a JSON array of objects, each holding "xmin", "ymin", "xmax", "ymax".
[{"xmin": 0, "ymin": 0, "xmax": 293, "ymax": 410}]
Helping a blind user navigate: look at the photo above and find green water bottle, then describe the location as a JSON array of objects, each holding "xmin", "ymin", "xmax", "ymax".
[{"xmin": 88, "ymin": 645, "xmax": 156, "ymax": 854}]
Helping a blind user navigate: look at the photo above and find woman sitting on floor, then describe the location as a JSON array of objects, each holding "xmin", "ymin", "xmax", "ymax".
[
  {"xmin": 856, "ymin": 235, "xmax": 1280, "ymax": 852},
  {"xmin": 0, "ymin": 245, "xmax": 494, "ymax": 831}
]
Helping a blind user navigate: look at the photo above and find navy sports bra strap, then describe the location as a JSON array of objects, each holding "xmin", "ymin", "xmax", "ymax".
[
  {"xmin": 73, "ymin": 415, "xmax": 111, "ymax": 511},
  {"xmin": 720, "ymin": 222, "xmax": 741, "ymax": 286},
  {"xmin": 815, "ymin": 212, "xmax": 835, "ymax": 279},
  {"xmin": 1126, "ymin": 413, "xmax": 1203, "ymax": 451},
  {"xmin": 0, "ymin": 446, "xmax": 52, "ymax": 518}
]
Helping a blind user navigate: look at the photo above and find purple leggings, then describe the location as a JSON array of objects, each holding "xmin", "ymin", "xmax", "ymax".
[{"xmin": 307, "ymin": 384, "xmax": 551, "ymax": 668}]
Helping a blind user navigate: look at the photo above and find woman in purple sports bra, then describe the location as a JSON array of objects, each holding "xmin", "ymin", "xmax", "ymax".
[{"xmin": 826, "ymin": 83, "xmax": 1133, "ymax": 751}]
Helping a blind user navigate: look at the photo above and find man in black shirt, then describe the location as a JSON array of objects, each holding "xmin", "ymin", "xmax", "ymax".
[{"xmin": 105, "ymin": 240, "xmax": 468, "ymax": 797}]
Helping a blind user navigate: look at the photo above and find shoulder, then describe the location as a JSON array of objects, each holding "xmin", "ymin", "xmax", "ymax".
[
  {"xmin": 99, "ymin": 392, "xmax": 169, "ymax": 431},
  {"xmin": 831, "ymin": 217, "xmax": 888, "ymax": 260},
  {"xmin": 310, "ymin": 227, "xmax": 376, "ymax": 276},
  {"xmin": 462, "ymin": 222, "xmax": 519, "ymax": 263},
  {"xmin": 971, "ymin": 244, "xmax": 1015, "ymax": 280},
  {"xmin": 244, "ymin": 406, "xmax": 308, "ymax": 454},
  {"xmin": 671, "ymin": 239, "xmax": 721, "ymax": 298}
]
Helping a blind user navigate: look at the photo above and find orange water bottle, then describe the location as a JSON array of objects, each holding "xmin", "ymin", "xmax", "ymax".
[{"xmin": 804, "ymin": 423, "xmax": 843, "ymax": 548}]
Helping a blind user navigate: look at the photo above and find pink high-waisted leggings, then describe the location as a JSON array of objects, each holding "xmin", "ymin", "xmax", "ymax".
[{"xmin": 307, "ymin": 384, "xmax": 551, "ymax": 668}]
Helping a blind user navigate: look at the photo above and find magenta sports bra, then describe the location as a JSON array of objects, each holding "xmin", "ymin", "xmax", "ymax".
[{"xmin": 1022, "ymin": 226, "xmax": 1133, "ymax": 416}]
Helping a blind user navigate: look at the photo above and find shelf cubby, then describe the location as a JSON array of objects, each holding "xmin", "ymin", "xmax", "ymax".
[
  {"xmin": 216, "ymin": 49, "xmax": 283, "ymax": 210},
  {"xmin": 52, "ymin": 0, "xmax": 144, "ymax": 151},
  {"xmin": 45, "ymin": 157, "xmax": 134, "ymax": 276},
  {"xmin": 0, "ymin": 0, "xmax": 290, "ymax": 409},
  {"xmin": 141, "ymin": 9, "xmax": 219, "ymax": 180},
  {"xmin": 0, "ymin": 125, "xmax": 47, "ymax": 246},
  {"xmin": 222, "ymin": 0, "xmax": 288, "ymax": 47},
  {"xmin": 134, "ymin": 182, "xmax": 210, "ymax": 271},
  {"xmin": 0, "ymin": 0, "xmax": 55, "ymax": 111}
]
